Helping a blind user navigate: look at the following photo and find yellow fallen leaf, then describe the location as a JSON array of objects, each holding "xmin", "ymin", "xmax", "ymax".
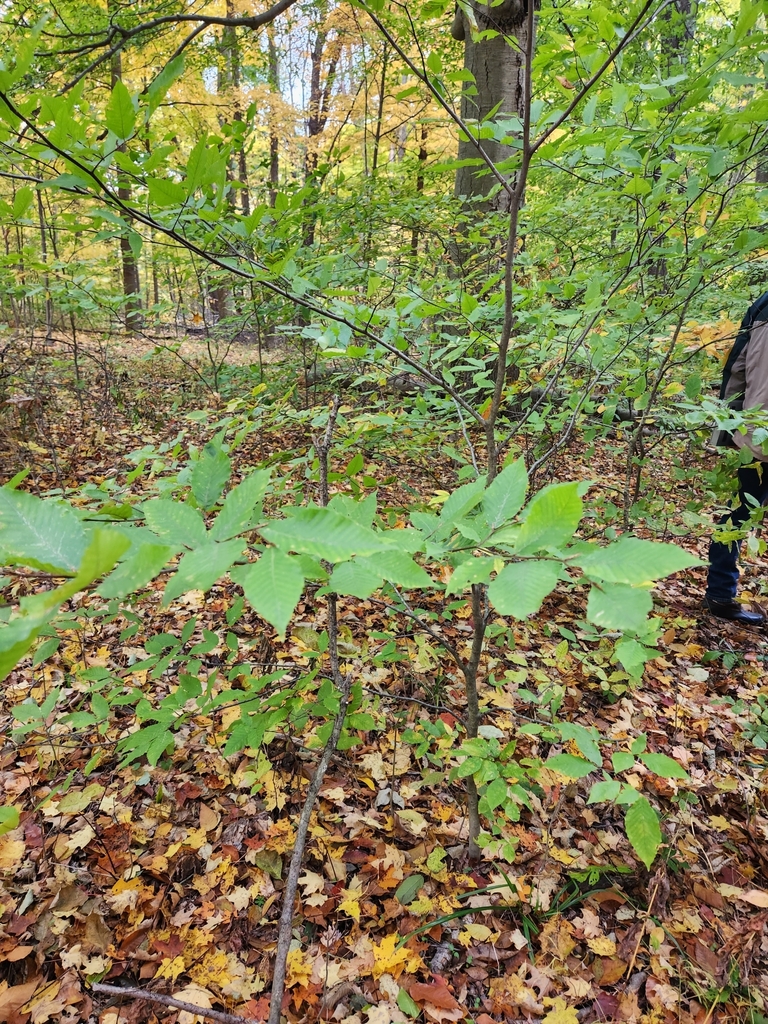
[
  {"xmin": 338, "ymin": 881, "xmax": 363, "ymax": 922},
  {"xmin": 299, "ymin": 869, "xmax": 326, "ymax": 895},
  {"xmin": 22, "ymin": 978, "xmax": 64, "ymax": 1024},
  {"xmin": 156, "ymin": 955, "xmax": 186, "ymax": 982},
  {"xmin": 175, "ymin": 984, "xmax": 213, "ymax": 1024},
  {"xmin": 0, "ymin": 834, "xmax": 25, "ymax": 872},
  {"xmin": 285, "ymin": 948, "xmax": 312, "ymax": 988},
  {"xmin": 542, "ymin": 997, "xmax": 580, "ymax": 1023},
  {"xmin": 548, "ymin": 846, "xmax": 577, "ymax": 865},
  {"xmin": 458, "ymin": 923, "xmax": 492, "ymax": 946},
  {"xmin": 372, "ymin": 933, "xmax": 423, "ymax": 980},
  {"xmin": 716, "ymin": 883, "xmax": 744, "ymax": 899},
  {"xmin": 587, "ymin": 936, "xmax": 617, "ymax": 956}
]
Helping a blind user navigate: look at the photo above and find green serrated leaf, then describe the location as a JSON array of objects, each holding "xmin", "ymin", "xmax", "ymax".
[
  {"xmin": 484, "ymin": 776, "xmax": 509, "ymax": 810},
  {"xmin": 612, "ymin": 751, "xmax": 636, "ymax": 772},
  {"xmin": 576, "ymin": 537, "xmax": 701, "ymax": 585},
  {"xmin": 98, "ymin": 542, "xmax": 173, "ymax": 599},
  {"xmin": 162, "ymin": 539, "xmax": 244, "ymax": 605},
  {"xmin": 488, "ymin": 560, "xmax": 559, "ymax": 618},
  {"xmin": 105, "ymin": 79, "xmax": 136, "ymax": 140},
  {"xmin": 625, "ymin": 795, "xmax": 662, "ymax": 869},
  {"xmin": 146, "ymin": 55, "xmax": 185, "ymax": 115},
  {"xmin": 147, "ymin": 176, "xmax": 187, "ymax": 208},
  {"xmin": 143, "ymin": 499, "xmax": 206, "ymax": 550},
  {"xmin": 0, "ymin": 486, "xmax": 86, "ymax": 573},
  {"xmin": 186, "ymin": 136, "xmax": 209, "ymax": 191},
  {"xmin": 640, "ymin": 752, "xmax": 688, "ymax": 780},
  {"xmin": 446, "ymin": 555, "xmax": 496, "ymax": 595},
  {"xmin": 0, "ymin": 807, "xmax": 19, "ymax": 836},
  {"xmin": 261, "ymin": 507, "xmax": 387, "ymax": 561},
  {"xmin": 231, "ymin": 549, "xmax": 305, "ymax": 636},
  {"xmin": 587, "ymin": 582, "xmax": 652, "ymax": 632},
  {"xmin": 191, "ymin": 444, "xmax": 232, "ymax": 510},
  {"xmin": 559, "ymin": 722, "xmax": 602, "ymax": 766},
  {"xmin": 546, "ymin": 753, "xmax": 596, "ymax": 778},
  {"xmin": 0, "ymin": 528, "xmax": 128, "ymax": 682},
  {"xmin": 328, "ymin": 560, "xmax": 382, "ymax": 599},
  {"xmin": 515, "ymin": 481, "xmax": 583, "ymax": 554},
  {"xmin": 484, "ymin": 459, "xmax": 528, "ymax": 528},
  {"xmin": 32, "ymin": 637, "xmax": 60, "ymax": 667},
  {"xmin": 587, "ymin": 779, "xmax": 622, "ymax": 804},
  {"xmin": 433, "ymin": 478, "xmax": 487, "ymax": 540},
  {"xmin": 357, "ymin": 549, "xmax": 432, "ymax": 589},
  {"xmin": 210, "ymin": 470, "xmax": 270, "ymax": 541}
]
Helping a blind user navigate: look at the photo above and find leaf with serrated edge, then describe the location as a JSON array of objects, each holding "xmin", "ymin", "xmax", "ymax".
[
  {"xmin": 640, "ymin": 752, "xmax": 688, "ymax": 779},
  {"xmin": 210, "ymin": 470, "xmax": 270, "ymax": 541},
  {"xmin": 98, "ymin": 542, "xmax": 173, "ymax": 599},
  {"xmin": 576, "ymin": 536, "xmax": 701, "ymax": 584},
  {"xmin": 162, "ymin": 539, "xmax": 244, "ymax": 605},
  {"xmin": 231, "ymin": 549, "xmax": 305, "ymax": 636},
  {"xmin": 191, "ymin": 445, "xmax": 231, "ymax": 510},
  {"xmin": 143, "ymin": 499, "xmax": 206, "ymax": 550},
  {"xmin": 587, "ymin": 582, "xmax": 652, "ymax": 632},
  {"xmin": 515, "ymin": 481, "xmax": 583, "ymax": 554},
  {"xmin": 329, "ymin": 560, "xmax": 382, "ymax": 599},
  {"xmin": 625, "ymin": 795, "xmax": 662, "ymax": 869},
  {"xmin": 546, "ymin": 753, "xmax": 595, "ymax": 778},
  {"xmin": 488, "ymin": 560, "xmax": 559, "ymax": 618},
  {"xmin": 261, "ymin": 507, "xmax": 386, "ymax": 561},
  {"xmin": 484, "ymin": 459, "xmax": 528, "ymax": 529},
  {"xmin": 0, "ymin": 487, "xmax": 86, "ymax": 573}
]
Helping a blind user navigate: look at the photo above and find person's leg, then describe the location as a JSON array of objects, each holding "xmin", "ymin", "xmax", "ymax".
[{"xmin": 706, "ymin": 463, "xmax": 768, "ymax": 614}]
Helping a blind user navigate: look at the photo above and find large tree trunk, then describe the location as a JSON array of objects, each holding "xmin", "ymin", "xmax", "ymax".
[
  {"xmin": 453, "ymin": 0, "xmax": 533, "ymax": 209},
  {"xmin": 110, "ymin": 44, "xmax": 141, "ymax": 332},
  {"xmin": 660, "ymin": 0, "xmax": 696, "ymax": 74},
  {"xmin": 267, "ymin": 26, "xmax": 280, "ymax": 206}
]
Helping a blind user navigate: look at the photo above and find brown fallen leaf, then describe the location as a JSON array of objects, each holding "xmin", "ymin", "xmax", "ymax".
[
  {"xmin": 409, "ymin": 981, "xmax": 459, "ymax": 1010},
  {"xmin": 739, "ymin": 888, "xmax": 768, "ymax": 908},
  {"xmin": 0, "ymin": 977, "xmax": 42, "ymax": 1022}
]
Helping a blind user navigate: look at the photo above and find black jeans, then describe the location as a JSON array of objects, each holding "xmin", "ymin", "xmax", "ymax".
[{"xmin": 706, "ymin": 463, "xmax": 768, "ymax": 602}]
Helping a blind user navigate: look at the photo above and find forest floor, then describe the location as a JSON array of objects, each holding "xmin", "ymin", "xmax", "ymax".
[{"xmin": 0, "ymin": 333, "xmax": 767, "ymax": 1024}]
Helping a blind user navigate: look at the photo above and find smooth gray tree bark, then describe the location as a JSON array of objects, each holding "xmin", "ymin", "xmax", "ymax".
[{"xmin": 453, "ymin": 0, "xmax": 534, "ymax": 209}]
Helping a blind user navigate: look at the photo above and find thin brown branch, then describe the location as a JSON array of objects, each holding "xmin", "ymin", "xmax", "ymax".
[
  {"xmin": 91, "ymin": 983, "xmax": 254, "ymax": 1024},
  {"xmin": 530, "ymin": 0, "xmax": 663, "ymax": 158},
  {"xmin": 57, "ymin": 0, "xmax": 301, "ymax": 93},
  {"xmin": 268, "ymin": 396, "xmax": 352, "ymax": 1024}
]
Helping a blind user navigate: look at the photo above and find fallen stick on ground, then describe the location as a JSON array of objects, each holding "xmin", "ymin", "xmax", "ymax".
[{"xmin": 91, "ymin": 982, "xmax": 255, "ymax": 1024}]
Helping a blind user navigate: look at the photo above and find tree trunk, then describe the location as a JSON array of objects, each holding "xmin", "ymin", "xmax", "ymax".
[
  {"xmin": 411, "ymin": 124, "xmax": 428, "ymax": 257},
  {"xmin": 660, "ymin": 0, "xmax": 696, "ymax": 75},
  {"xmin": 223, "ymin": 0, "xmax": 250, "ymax": 218},
  {"xmin": 371, "ymin": 42, "xmax": 389, "ymax": 174},
  {"xmin": 36, "ymin": 191, "xmax": 53, "ymax": 341},
  {"xmin": 267, "ymin": 27, "xmax": 280, "ymax": 206},
  {"xmin": 110, "ymin": 44, "xmax": 141, "ymax": 333},
  {"xmin": 453, "ymin": 1, "xmax": 533, "ymax": 209}
]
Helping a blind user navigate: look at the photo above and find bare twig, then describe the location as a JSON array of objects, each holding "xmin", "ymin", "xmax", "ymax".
[
  {"xmin": 91, "ymin": 982, "xmax": 253, "ymax": 1024},
  {"xmin": 267, "ymin": 396, "xmax": 353, "ymax": 1024}
]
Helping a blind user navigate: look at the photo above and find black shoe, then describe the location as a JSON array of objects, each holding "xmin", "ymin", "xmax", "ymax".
[{"xmin": 704, "ymin": 597, "xmax": 766, "ymax": 626}]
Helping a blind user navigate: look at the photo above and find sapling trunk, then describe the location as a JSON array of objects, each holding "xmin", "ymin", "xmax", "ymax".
[
  {"xmin": 267, "ymin": 398, "xmax": 354, "ymax": 1024},
  {"xmin": 462, "ymin": 583, "xmax": 487, "ymax": 860}
]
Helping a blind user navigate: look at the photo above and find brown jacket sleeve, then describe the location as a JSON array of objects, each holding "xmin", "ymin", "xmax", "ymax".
[{"xmin": 732, "ymin": 319, "xmax": 768, "ymax": 461}]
